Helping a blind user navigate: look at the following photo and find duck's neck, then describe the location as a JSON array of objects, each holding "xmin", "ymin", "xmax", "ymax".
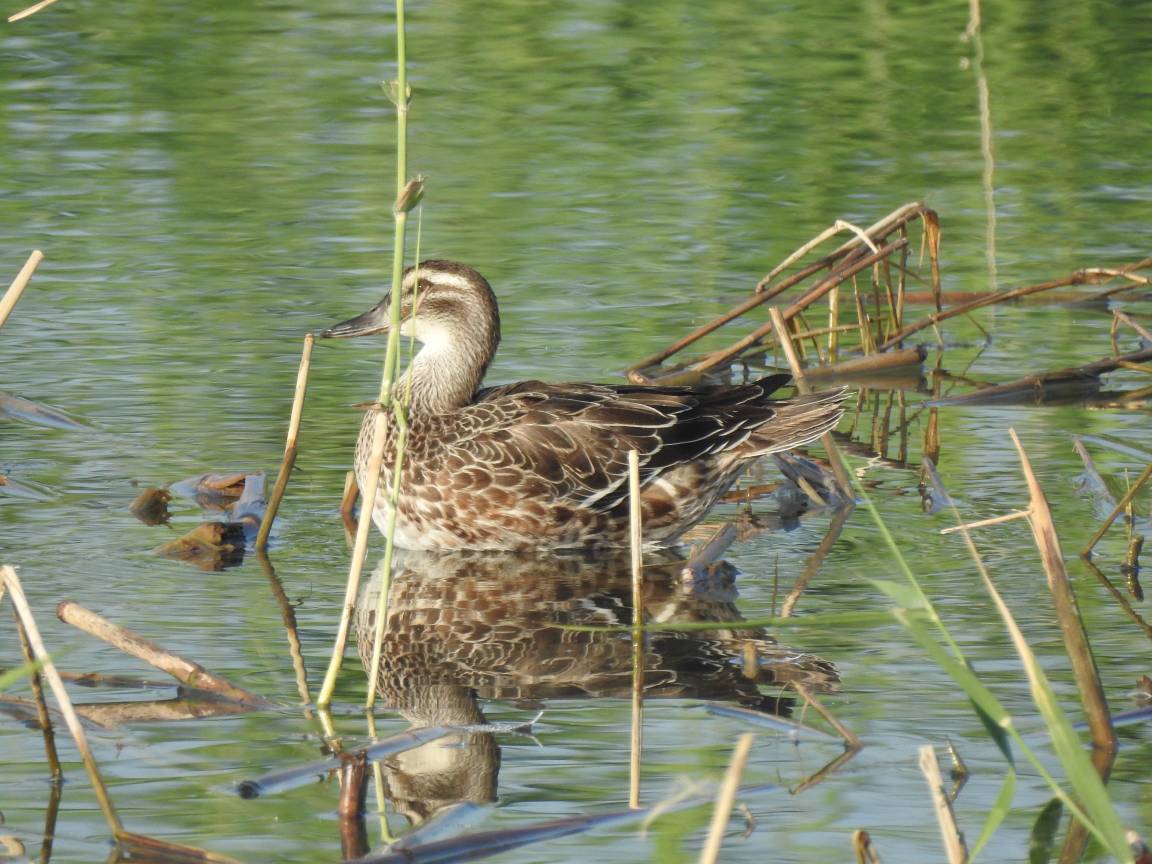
[{"xmin": 400, "ymin": 325, "xmax": 497, "ymax": 415}]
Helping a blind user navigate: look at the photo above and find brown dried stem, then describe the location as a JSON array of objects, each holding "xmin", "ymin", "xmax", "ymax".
[
  {"xmin": 56, "ymin": 600, "xmax": 270, "ymax": 707},
  {"xmin": 878, "ymin": 261, "xmax": 1152, "ymax": 352},
  {"xmin": 1009, "ymin": 430, "xmax": 1115, "ymax": 761},
  {"xmin": 691, "ymin": 239, "xmax": 907, "ymax": 374},
  {"xmin": 2, "ymin": 566, "xmax": 123, "ymax": 835},
  {"xmin": 1082, "ymin": 462, "xmax": 1152, "ymax": 556},
  {"xmin": 698, "ymin": 733, "xmax": 755, "ymax": 864},
  {"xmin": 256, "ymin": 332, "xmax": 314, "ymax": 551},
  {"xmin": 628, "ymin": 448, "xmax": 644, "ymax": 810},
  {"xmin": 919, "ymin": 745, "xmax": 967, "ymax": 863},
  {"xmin": 0, "ymin": 250, "xmax": 42, "ymax": 330},
  {"xmin": 13, "ymin": 608, "xmax": 61, "ymax": 778}
]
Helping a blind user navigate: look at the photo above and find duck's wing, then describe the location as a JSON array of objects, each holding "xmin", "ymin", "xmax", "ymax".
[{"xmin": 436, "ymin": 375, "xmax": 841, "ymax": 513}]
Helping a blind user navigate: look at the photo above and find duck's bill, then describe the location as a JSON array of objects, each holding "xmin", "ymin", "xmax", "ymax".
[{"xmin": 320, "ymin": 301, "xmax": 391, "ymax": 338}]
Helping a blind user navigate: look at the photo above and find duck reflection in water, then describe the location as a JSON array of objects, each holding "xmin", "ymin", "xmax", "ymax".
[{"xmin": 355, "ymin": 549, "xmax": 839, "ymax": 831}]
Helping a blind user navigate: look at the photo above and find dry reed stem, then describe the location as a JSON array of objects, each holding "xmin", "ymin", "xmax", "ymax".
[
  {"xmin": 113, "ymin": 832, "xmax": 244, "ymax": 864},
  {"xmin": 339, "ymin": 470, "xmax": 359, "ymax": 545},
  {"xmin": 791, "ymin": 681, "xmax": 861, "ymax": 749},
  {"xmin": 56, "ymin": 600, "xmax": 269, "ymax": 707},
  {"xmin": 1, "ymin": 566, "xmax": 124, "ymax": 835},
  {"xmin": 697, "ymin": 733, "xmax": 755, "ymax": 864},
  {"xmin": 317, "ymin": 410, "xmax": 388, "ymax": 708},
  {"xmin": 630, "ymin": 205, "xmax": 934, "ymax": 377},
  {"xmin": 918, "ymin": 745, "xmax": 967, "ymax": 863},
  {"xmin": 13, "ymin": 612, "xmax": 61, "ymax": 778},
  {"xmin": 1009, "ymin": 429, "xmax": 1116, "ymax": 759},
  {"xmin": 1114, "ymin": 311, "xmax": 1152, "ymax": 342},
  {"xmin": 939, "ymin": 509, "xmax": 1029, "ymax": 535},
  {"xmin": 6, "ymin": 0, "xmax": 57, "ymax": 20},
  {"xmin": 803, "ymin": 344, "xmax": 926, "ymax": 379},
  {"xmin": 0, "ymin": 250, "xmax": 42, "ymax": 330},
  {"xmin": 1082, "ymin": 463, "xmax": 1152, "ymax": 556},
  {"xmin": 768, "ymin": 306, "xmax": 853, "ymax": 497},
  {"xmin": 628, "ymin": 449, "xmax": 644, "ymax": 810},
  {"xmin": 769, "ymin": 307, "xmax": 804, "ymax": 383},
  {"xmin": 1080, "ymin": 558, "xmax": 1152, "ymax": 641},
  {"xmin": 256, "ymin": 332, "xmax": 314, "ymax": 551},
  {"xmin": 692, "ymin": 239, "xmax": 906, "ymax": 373},
  {"xmin": 787, "ymin": 747, "xmax": 860, "ymax": 796},
  {"xmin": 853, "ymin": 829, "xmax": 882, "ymax": 863},
  {"xmin": 780, "ymin": 505, "xmax": 853, "ymax": 618},
  {"xmin": 877, "ymin": 264, "xmax": 1150, "ymax": 352},
  {"xmin": 828, "ymin": 284, "xmax": 841, "ymax": 361}
]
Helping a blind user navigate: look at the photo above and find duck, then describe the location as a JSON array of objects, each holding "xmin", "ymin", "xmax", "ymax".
[{"xmin": 321, "ymin": 260, "xmax": 846, "ymax": 551}]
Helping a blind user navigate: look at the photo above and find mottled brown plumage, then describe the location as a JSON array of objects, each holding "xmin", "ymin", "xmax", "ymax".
[{"xmin": 323, "ymin": 260, "xmax": 846, "ymax": 550}]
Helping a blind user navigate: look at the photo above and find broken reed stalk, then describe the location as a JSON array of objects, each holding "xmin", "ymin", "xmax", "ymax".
[
  {"xmin": 780, "ymin": 504, "xmax": 853, "ymax": 618},
  {"xmin": 803, "ymin": 344, "xmax": 927, "ymax": 380},
  {"xmin": 1, "ymin": 566, "xmax": 124, "ymax": 835},
  {"xmin": 56, "ymin": 600, "xmax": 269, "ymax": 707},
  {"xmin": 13, "ymin": 610, "xmax": 62, "ymax": 778},
  {"xmin": 628, "ymin": 448, "xmax": 643, "ymax": 810},
  {"xmin": 317, "ymin": 0, "xmax": 417, "ymax": 709},
  {"xmin": 877, "ymin": 262, "xmax": 1152, "ymax": 352},
  {"xmin": 1082, "ymin": 463, "xmax": 1152, "ymax": 556},
  {"xmin": 791, "ymin": 681, "xmax": 861, "ymax": 750},
  {"xmin": 1114, "ymin": 311, "xmax": 1152, "ymax": 342},
  {"xmin": 697, "ymin": 732, "xmax": 755, "ymax": 864},
  {"xmin": 918, "ymin": 744, "xmax": 967, "ymax": 864},
  {"xmin": 852, "ymin": 829, "xmax": 882, "ymax": 863},
  {"xmin": 1009, "ymin": 430, "xmax": 1116, "ymax": 759},
  {"xmin": 6, "ymin": 0, "xmax": 59, "ymax": 21},
  {"xmin": 0, "ymin": 250, "xmax": 43, "ymax": 331},
  {"xmin": 256, "ymin": 332, "xmax": 314, "ymax": 551},
  {"xmin": 768, "ymin": 306, "xmax": 853, "ymax": 498},
  {"xmin": 690, "ymin": 239, "xmax": 907, "ymax": 374},
  {"xmin": 629, "ymin": 206, "xmax": 936, "ymax": 379}
]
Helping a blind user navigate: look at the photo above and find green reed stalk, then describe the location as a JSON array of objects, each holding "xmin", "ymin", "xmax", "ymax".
[
  {"xmin": 858, "ymin": 477, "xmax": 1131, "ymax": 862},
  {"xmin": 363, "ymin": 0, "xmax": 425, "ymax": 708},
  {"xmin": 317, "ymin": 0, "xmax": 419, "ymax": 709}
]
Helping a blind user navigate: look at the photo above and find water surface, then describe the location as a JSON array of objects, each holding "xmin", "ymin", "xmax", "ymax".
[{"xmin": 2, "ymin": 1, "xmax": 1150, "ymax": 861}]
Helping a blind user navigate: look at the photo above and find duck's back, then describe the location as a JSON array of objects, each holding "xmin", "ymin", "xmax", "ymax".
[{"xmin": 363, "ymin": 374, "xmax": 844, "ymax": 551}]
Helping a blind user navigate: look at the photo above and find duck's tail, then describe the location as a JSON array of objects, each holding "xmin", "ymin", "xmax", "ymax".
[{"xmin": 736, "ymin": 383, "xmax": 848, "ymax": 459}]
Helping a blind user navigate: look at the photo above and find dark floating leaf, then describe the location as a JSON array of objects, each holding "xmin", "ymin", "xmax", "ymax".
[
  {"xmin": 154, "ymin": 522, "xmax": 246, "ymax": 571},
  {"xmin": 129, "ymin": 487, "xmax": 172, "ymax": 525}
]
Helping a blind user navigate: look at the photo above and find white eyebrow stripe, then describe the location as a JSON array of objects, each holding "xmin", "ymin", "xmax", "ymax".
[{"xmin": 408, "ymin": 270, "xmax": 475, "ymax": 294}]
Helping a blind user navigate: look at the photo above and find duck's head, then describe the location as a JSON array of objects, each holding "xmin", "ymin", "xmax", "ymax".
[{"xmin": 321, "ymin": 259, "xmax": 501, "ymax": 353}]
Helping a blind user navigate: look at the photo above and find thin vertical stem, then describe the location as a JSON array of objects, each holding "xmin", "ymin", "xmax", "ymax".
[
  {"xmin": 2, "ymin": 566, "xmax": 123, "ymax": 835},
  {"xmin": 0, "ymin": 250, "xmax": 42, "ymax": 331},
  {"xmin": 698, "ymin": 733, "xmax": 755, "ymax": 864},
  {"xmin": 13, "ymin": 611, "xmax": 61, "ymax": 778},
  {"xmin": 318, "ymin": 0, "xmax": 415, "ymax": 708},
  {"xmin": 257, "ymin": 332, "xmax": 314, "ymax": 551},
  {"xmin": 628, "ymin": 449, "xmax": 644, "ymax": 810}
]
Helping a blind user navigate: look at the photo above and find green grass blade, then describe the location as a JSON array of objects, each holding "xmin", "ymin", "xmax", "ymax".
[{"xmin": 969, "ymin": 770, "xmax": 1017, "ymax": 860}]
